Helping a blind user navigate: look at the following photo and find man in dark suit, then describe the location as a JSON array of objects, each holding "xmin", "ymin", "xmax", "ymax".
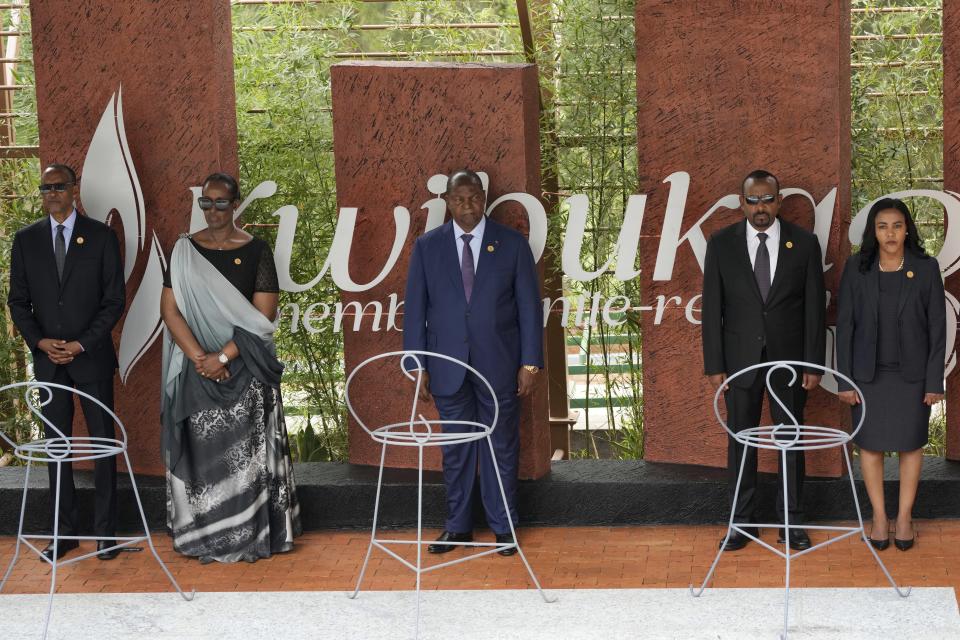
[
  {"xmin": 701, "ymin": 169, "xmax": 826, "ymax": 552},
  {"xmin": 403, "ymin": 169, "xmax": 543, "ymax": 556},
  {"xmin": 8, "ymin": 164, "xmax": 126, "ymax": 561}
]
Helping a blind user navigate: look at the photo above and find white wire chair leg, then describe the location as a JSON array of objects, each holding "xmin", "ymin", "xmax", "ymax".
[
  {"xmin": 780, "ymin": 448, "xmax": 792, "ymax": 640},
  {"xmin": 42, "ymin": 461, "xmax": 64, "ymax": 640},
  {"xmin": 843, "ymin": 446, "xmax": 911, "ymax": 597},
  {"xmin": 485, "ymin": 435, "xmax": 556, "ymax": 604},
  {"xmin": 0, "ymin": 459, "xmax": 31, "ymax": 592},
  {"xmin": 351, "ymin": 443, "xmax": 388, "ymax": 599},
  {"xmin": 691, "ymin": 442, "xmax": 750, "ymax": 597},
  {"xmin": 123, "ymin": 451, "xmax": 193, "ymax": 601},
  {"xmin": 414, "ymin": 444, "xmax": 424, "ymax": 640}
]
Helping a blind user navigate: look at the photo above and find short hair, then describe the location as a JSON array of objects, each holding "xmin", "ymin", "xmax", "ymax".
[
  {"xmin": 446, "ymin": 169, "xmax": 483, "ymax": 192},
  {"xmin": 742, "ymin": 169, "xmax": 779, "ymax": 194},
  {"xmin": 43, "ymin": 163, "xmax": 77, "ymax": 184},
  {"xmin": 202, "ymin": 172, "xmax": 241, "ymax": 201}
]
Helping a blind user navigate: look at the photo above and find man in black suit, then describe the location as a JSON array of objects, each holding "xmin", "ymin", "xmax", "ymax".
[
  {"xmin": 701, "ymin": 169, "xmax": 826, "ymax": 552},
  {"xmin": 7, "ymin": 164, "xmax": 125, "ymax": 561}
]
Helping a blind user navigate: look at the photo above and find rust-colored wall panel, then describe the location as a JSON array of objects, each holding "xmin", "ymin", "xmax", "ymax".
[
  {"xmin": 331, "ymin": 61, "xmax": 550, "ymax": 479},
  {"xmin": 945, "ymin": 1, "xmax": 960, "ymax": 460},
  {"xmin": 636, "ymin": 1, "xmax": 851, "ymax": 475},
  {"xmin": 31, "ymin": 0, "xmax": 238, "ymax": 474}
]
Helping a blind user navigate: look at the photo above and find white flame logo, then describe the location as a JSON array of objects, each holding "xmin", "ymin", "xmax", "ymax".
[{"xmin": 81, "ymin": 86, "xmax": 167, "ymax": 383}]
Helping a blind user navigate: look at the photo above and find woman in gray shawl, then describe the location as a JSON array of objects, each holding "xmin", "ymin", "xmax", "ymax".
[{"xmin": 160, "ymin": 172, "xmax": 301, "ymax": 563}]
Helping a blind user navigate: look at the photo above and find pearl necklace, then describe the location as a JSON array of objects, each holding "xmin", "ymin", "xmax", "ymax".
[{"xmin": 878, "ymin": 256, "xmax": 905, "ymax": 272}]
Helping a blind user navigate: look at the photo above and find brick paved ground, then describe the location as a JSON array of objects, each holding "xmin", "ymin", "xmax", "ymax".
[{"xmin": 1, "ymin": 521, "xmax": 958, "ymax": 597}]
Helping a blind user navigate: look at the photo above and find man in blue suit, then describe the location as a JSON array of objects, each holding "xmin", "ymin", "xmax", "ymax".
[{"xmin": 403, "ymin": 169, "xmax": 543, "ymax": 556}]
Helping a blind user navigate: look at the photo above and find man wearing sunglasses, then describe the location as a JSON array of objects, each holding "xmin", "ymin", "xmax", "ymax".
[
  {"xmin": 701, "ymin": 169, "xmax": 826, "ymax": 552},
  {"xmin": 7, "ymin": 164, "xmax": 126, "ymax": 561}
]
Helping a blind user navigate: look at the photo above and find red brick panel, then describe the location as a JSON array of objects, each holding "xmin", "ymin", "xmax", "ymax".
[
  {"xmin": 30, "ymin": 0, "xmax": 238, "ymax": 474},
  {"xmin": 636, "ymin": 1, "xmax": 851, "ymax": 475},
  {"xmin": 331, "ymin": 62, "xmax": 550, "ymax": 478}
]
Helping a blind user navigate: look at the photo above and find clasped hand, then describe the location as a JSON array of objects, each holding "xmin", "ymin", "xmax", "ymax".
[
  {"xmin": 194, "ymin": 353, "xmax": 230, "ymax": 383},
  {"xmin": 38, "ymin": 338, "xmax": 82, "ymax": 365}
]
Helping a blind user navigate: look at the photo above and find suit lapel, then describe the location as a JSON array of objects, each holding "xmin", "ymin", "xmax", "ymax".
[
  {"xmin": 865, "ymin": 256, "xmax": 880, "ymax": 322},
  {"xmin": 734, "ymin": 220, "xmax": 764, "ymax": 303},
  {"xmin": 59, "ymin": 214, "xmax": 86, "ymax": 287},
  {"xmin": 34, "ymin": 217, "xmax": 60, "ymax": 285},
  {"xmin": 440, "ymin": 221, "xmax": 467, "ymax": 303},
  {"xmin": 896, "ymin": 252, "xmax": 916, "ymax": 317},
  {"xmin": 471, "ymin": 218, "xmax": 500, "ymax": 302},
  {"xmin": 767, "ymin": 220, "xmax": 795, "ymax": 302}
]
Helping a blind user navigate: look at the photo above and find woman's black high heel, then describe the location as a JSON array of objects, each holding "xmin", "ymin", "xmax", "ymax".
[
  {"xmin": 894, "ymin": 530, "xmax": 916, "ymax": 551},
  {"xmin": 869, "ymin": 535, "xmax": 890, "ymax": 551}
]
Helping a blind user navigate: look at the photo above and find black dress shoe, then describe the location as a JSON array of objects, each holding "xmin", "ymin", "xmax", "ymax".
[
  {"xmin": 894, "ymin": 535, "xmax": 916, "ymax": 551},
  {"xmin": 868, "ymin": 535, "xmax": 890, "ymax": 551},
  {"xmin": 427, "ymin": 531, "xmax": 472, "ymax": 554},
  {"xmin": 867, "ymin": 525, "xmax": 890, "ymax": 551},
  {"xmin": 495, "ymin": 533, "xmax": 517, "ymax": 556},
  {"xmin": 97, "ymin": 540, "xmax": 121, "ymax": 561},
  {"xmin": 777, "ymin": 528, "xmax": 811, "ymax": 550},
  {"xmin": 719, "ymin": 527, "xmax": 757, "ymax": 552},
  {"xmin": 40, "ymin": 539, "xmax": 78, "ymax": 562}
]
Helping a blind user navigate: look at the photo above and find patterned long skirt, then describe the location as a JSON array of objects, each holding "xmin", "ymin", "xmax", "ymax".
[{"xmin": 166, "ymin": 378, "xmax": 302, "ymax": 563}]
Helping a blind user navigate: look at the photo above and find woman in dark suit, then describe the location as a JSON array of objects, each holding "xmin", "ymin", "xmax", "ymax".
[{"xmin": 836, "ymin": 197, "xmax": 945, "ymax": 552}]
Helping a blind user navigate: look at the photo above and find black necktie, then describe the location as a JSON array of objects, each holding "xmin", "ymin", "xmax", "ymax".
[
  {"xmin": 55, "ymin": 224, "xmax": 66, "ymax": 282},
  {"xmin": 461, "ymin": 233, "xmax": 475, "ymax": 303},
  {"xmin": 755, "ymin": 232, "xmax": 771, "ymax": 302}
]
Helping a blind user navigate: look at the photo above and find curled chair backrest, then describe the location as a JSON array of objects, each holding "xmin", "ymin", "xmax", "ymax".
[
  {"xmin": 0, "ymin": 381, "xmax": 128, "ymax": 452},
  {"xmin": 713, "ymin": 360, "xmax": 865, "ymax": 442},
  {"xmin": 344, "ymin": 350, "xmax": 499, "ymax": 443}
]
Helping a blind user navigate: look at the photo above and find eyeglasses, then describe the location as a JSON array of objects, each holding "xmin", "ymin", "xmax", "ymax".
[
  {"xmin": 38, "ymin": 182, "xmax": 74, "ymax": 194},
  {"xmin": 744, "ymin": 194, "xmax": 777, "ymax": 205},
  {"xmin": 197, "ymin": 197, "xmax": 233, "ymax": 211}
]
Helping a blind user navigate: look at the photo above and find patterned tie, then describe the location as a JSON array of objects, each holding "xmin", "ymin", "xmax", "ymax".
[
  {"xmin": 755, "ymin": 231, "xmax": 771, "ymax": 302},
  {"xmin": 461, "ymin": 233, "xmax": 475, "ymax": 303},
  {"xmin": 55, "ymin": 224, "xmax": 66, "ymax": 282}
]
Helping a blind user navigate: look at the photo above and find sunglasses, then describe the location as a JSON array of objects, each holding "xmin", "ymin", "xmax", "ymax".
[
  {"xmin": 744, "ymin": 194, "xmax": 777, "ymax": 205},
  {"xmin": 197, "ymin": 197, "xmax": 234, "ymax": 211},
  {"xmin": 38, "ymin": 182, "xmax": 75, "ymax": 194}
]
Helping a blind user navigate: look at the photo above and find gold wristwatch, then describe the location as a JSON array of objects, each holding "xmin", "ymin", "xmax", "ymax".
[{"xmin": 523, "ymin": 365, "xmax": 540, "ymax": 374}]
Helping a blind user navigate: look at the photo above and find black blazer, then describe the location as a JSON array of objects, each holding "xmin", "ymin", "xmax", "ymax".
[
  {"xmin": 701, "ymin": 218, "xmax": 826, "ymax": 387},
  {"xmin": 835, "ymin": 252, "xmax": 946, "ymax": 393},
  {"xmin": 7, "ymin": 214, "xmax": 125, "ymax": 383}
]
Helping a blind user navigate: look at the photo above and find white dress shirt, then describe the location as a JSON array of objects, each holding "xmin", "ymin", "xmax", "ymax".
[
  {"xmin": 50, "ymin": 209, "xmax": 78, "ymax": 253},
  {"xmin": 452, "ymin": 215, "xmax": 486, "ymax": 273},
  {"xmin": 746, "ymin": 217, "xmax": 780, "ymax": 287}
]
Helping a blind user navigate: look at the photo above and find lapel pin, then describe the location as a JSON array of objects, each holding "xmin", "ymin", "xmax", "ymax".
[
  {"xmin": 785, "ymin": 241, "xmax": 793, "ymax": 249},
  {"xmin": 487, "ymin": 245, "xmax": 495, "ymax": 252},
  {"xmin": 906, "ymin": 270, "xmax": 914, "ymax": 278},
  {"xmin": 76, "ymin": 236, "xmax": 84, "ymax": 245},
  {"xmin": 234, "ymin": 258, "xmax": 242, "ymax": 265}
]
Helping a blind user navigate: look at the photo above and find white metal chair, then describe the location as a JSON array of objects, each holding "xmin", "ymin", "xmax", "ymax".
[
  {"xmin": 346, "ymin": 350, "xmax": 556, "ymax": 636},
  {"xmin": 0, "ymin": 381, "xmax": 194, "ymax": 639},
  {"xmin": 690, "ymin": 361, "xmax": 910, "ymax": 640}
]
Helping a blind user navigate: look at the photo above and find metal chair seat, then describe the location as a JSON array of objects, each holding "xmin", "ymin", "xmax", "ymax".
[
  {"xmin": 15, "ymin": 436, "xmax": 126, "ymax": 463},
  {"xmin": 371, "ymin": 420, "xmax": 490, "ymax": 447},
  {"xmin": 733, "ymin": 424, "xmax": 851, "ymax": 451},
  {"xmin": 0, "ymin": 381, "xmax": 194, "ymax": 639},
  {"xmin": 346, "ymin": 350, "xmax": 555, "ymax": 638},
  {"xmin": 690, "ymin": 361, "xmax": 911, "ymax": 640}
]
